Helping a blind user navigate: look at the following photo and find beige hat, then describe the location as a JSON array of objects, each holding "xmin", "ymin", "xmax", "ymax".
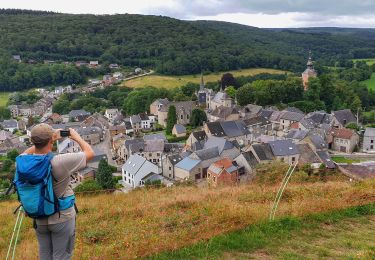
[{"xmin": 30, "ymin": 123, "xmax": 55, "ymax": 144}]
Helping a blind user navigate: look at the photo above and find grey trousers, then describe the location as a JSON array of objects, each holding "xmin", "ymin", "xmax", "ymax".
[{"xmin": 35, "ymin": 217, "xmax": 76, "ymax": 260}]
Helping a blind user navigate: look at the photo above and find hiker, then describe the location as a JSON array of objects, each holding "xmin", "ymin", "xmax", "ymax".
[{"xmin": 21, "ymin": 123, "xmax": 95, "ymax": 260}]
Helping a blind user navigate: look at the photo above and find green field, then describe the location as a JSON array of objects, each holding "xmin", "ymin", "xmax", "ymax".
[
  {"xmin": 122, "ymin": 68, "xmax": 287, "ymax": 89},
  {"xmin": 331, "ymin": 156, "xmax": 362, "ymax": 164},
  {"xmin": 0, "ymin": 92, "xmax": 10, "ymax": 107},
  {"xmin": 352, "ymin": 58, "xmax": 375, "ymax": 66},
  {"xmin": 363, "ymin": 73, "xmax": 375, "ymax": 90}
]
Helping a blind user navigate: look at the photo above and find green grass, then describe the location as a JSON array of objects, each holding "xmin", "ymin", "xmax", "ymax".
[
  {"xmin": 352, "ymin": 58, "xmax": 375, "ymax": 66},
  {"xmin": 331, "ymin": 156, "xmax": 361, "ymax": 164},
  {"xmin": 363, "ymin": 73, "xmax": 375, "ymax": 90},
  {"xmin": 150, "ymin": 203, "xmax": 375, "ymax": 259},
  {"xmin": 122, "ymin": 68, "xmax": 287, "ymax": 89},
  {"xmin": 0, "ymin": 92, "xmax": 10, "ymax": 107}
]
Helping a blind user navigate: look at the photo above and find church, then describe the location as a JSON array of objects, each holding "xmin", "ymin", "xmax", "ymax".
[{"xmin": 302, "ymin": 50, "xmax": 317, "ymax": 90}]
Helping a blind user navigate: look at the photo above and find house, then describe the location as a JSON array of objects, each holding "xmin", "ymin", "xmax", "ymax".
[
  {"xmin": 81, "ymin": 113, "xmax": 110, "ymax": 130},
  {"xmin": 139, "ymin": 113, "xmax": 151, "ymax": 129},
  {"xmin": 150, "ymin": 98, "xmax": 169, "ymax": 115},
  {"xmin": 331, "ymin": 109, "xmax": 357, "ymax": 129},
  {"xmin": 172, "ymin": 124, "xmax": 186, "ymax": 137},
  {"xmin": 44, "ymin": 113, "xmax": 63, "ymax": 124},
  {"xmin": 269, "ymin": 139, "xmax": 300, "ymax": 165},
  {"xmin": 109, "ymin": 125, "xmax": 126, "ymax": 137},
  {"xmin": 248, "ymin": 143, "xmax": 275, "ymax": 163},
  {"xmin": 234, "ymin": 151, "xmax": 259, "ymax": 177},
  {"xmin": 69, "ymin": 110, "xmax": 91, "ymax": 122},
  {"xmin": 285, "ymin": 129, "xmax": 309, "ymax": 142},
  {"xmin": 143, "ymin": 133, "xmax": 167, "ymax": 142},
  {"xmin": 130, "ymin": 115, "xmax": 142, "ymax": 132},
  {"xmin": 243, "ymin": 116, "xmax": 273, "ymax": 141},
  {"xmin": 240, "ymin": 104, "xmax": 263, "ymax": 119},
  {"xmin": 121, "ymin": 154, "xmax": 159, "ymax": 188},
  {"xmin": 134, "ymin": 68, "xmax": 142, "ymax": 74},
  {"xmin": 363, "ymin": 127, "xmax": 375, "ymax": 153},
  {"xmin": 306, "ymin": 111, "xmax": 332, "ymax": 126},
  {"xmin": 12, "ymin": 55, "xmax": 21, "ymax": 63},
  {"xmin": 1, "ymin": 119, "xmax": 19, "ymax": 132},
  {"xmin": 77, "ymin": 167, "xmax": 96, "ymax": 183},
  {"xmin": 279, "ymin": 111, "xmax": 304, "ymax": 130},
  {"xmin": 207, "ymin": 158, "xmax": 239, "ymax": 187},
  {"xmin": 157, "ymin": 101, "xmax": 196, "ymax": 127},
  {"xmin": 208, "ymin": 106, "xmax": 239, "ymax": 122},
  {"xmin": 204, "ymin": 120, "xmax": 250, "ymax": 146},
  {"xmin": 89, "ymin": 61, "xmax": 99, "ymax": 68},
  {"xmin": 0, "ymin": 130, "xmax": 13, "ymax": 144},
  {"xmin": 208, "ymin": 90, "xmax": 233, "ymax": 110},
  {"xmin": 76, "ymin": 127, "xmax": 103, "ymax": 145},
  {"xmin": 57, "ymin": 138, "xmax": 81, "ymax": 154},
  {"xmin": 113, "ymin": 72, "xmax": 123, "ymax": 79},
  {"xmin": 124, "ymin": 121, "xmax": 134, "ymax": 135},
  {"xmin": 55, "ymin": 86, "xmax": 64, "ymax": 95},
  {"xmin": 105, "ymin": 109, "xmax": 119, "ymax": 122},
  {"xmin": 162, "ymin": 152, "xmax": 191, "ymax": 179},
  {"xmin": 186, "ymin": 130, "xmax": 207, "ymax": 150},
  {"xmin": 327, "ymin": 128, "xmax": 359, "ymax": 153},
  {"xmin": 109, "ymin": 64, "xmax": 119, "ymax": 69}
]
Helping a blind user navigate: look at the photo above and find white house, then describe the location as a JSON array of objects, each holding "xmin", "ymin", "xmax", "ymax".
[
  {"xmin": 121, "ymin": 154, "xmax": 159, "ymax": 188},
  {"xmin": 1, "ymin": 119, "xmax": 19, "ymax": 132}
]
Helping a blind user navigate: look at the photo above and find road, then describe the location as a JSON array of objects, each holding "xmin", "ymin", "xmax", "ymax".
[
  {"xmin": 122, "ymin": 70, "xmax": 154, "ymax": 81},
  {"xmin": 93, "ymin": 129, "xmax": 119, "ymax": 169}
]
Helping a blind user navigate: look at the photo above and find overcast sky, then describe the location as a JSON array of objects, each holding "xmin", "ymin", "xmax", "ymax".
[{"xmin": 2, "ymin": 0, "xmax": 375, "ymax": 28}]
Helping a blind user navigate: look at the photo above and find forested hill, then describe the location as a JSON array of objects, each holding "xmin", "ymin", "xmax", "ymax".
[{"xmin": 1, "ymin": 9, "xmax": 375, "ymax": 76}]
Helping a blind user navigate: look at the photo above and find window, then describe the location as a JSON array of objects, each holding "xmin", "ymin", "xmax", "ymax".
[
  {"xmin": 213, "ymin": 176, "xmax": 216, "ymax": 182},
  {"xmin": 149, "ymin": 153, "xmax": 152, "ymax": 157},
  {"xmin": 187, "ymin": 114, "xmax": 189, "ymax": 119},
  {"xmin": 292, "ymin": 157, "xmax": 295, "ymax": 162},
  {"xmin": 180, "ymin": 115, "xmax": 183, "ymax": 119},
  {"xmin": 169, "ymin": 166, "xmax": 172, "ymax": 170},
  {"xmin": 153, "ymin": 159, "xmax": 156, "ymax": 163},
  {"xmin": 157, "ymin": 153, "xmax": 160, "ymax": 156},
  {"xmin": 371, "ymin": 145, "xmax": 374, "ymax": 149},
  {"xmin": 371, "ymin": 140, "xmax": 374, "ymax": 144}
]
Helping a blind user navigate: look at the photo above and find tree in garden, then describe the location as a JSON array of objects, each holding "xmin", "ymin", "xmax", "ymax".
[
  {"xmin": 190, "ymin": 108, "xmax": 207, "ymax": 127},
  {"xmin": 96, "ymin": 159, "xmax": 115, "ymax": 189},
  {"xmin": 221, "ymin": 73, "xmax": 237, "ymax": 88},
  {"xmin": 166, "ymin": 105, "xmax": 177, "ymax": 134},
  {"xmin": 225, "ymin": 86, "xmax": 236, "ymax": 99}
]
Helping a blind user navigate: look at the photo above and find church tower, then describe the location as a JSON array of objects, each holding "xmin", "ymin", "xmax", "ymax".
[{"xmin": 302, "ymin": 50, "xmax": 317, "ymax": 90}]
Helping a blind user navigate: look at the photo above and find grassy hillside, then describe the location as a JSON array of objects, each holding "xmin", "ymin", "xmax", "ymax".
[
  {"xmin": 1, "ymin": 167, "xmax": 375, "ymax": 259},
  {"xmin": 0, "ymin": 92, "xmax": 10, "ymax": 107},
  {"xmin": 362, "ymin": 73, "xmax": 375, "ymax": 90},
  {"xmin": 122, "ymin": 68, "xmax": 286, "ymax": 89}
]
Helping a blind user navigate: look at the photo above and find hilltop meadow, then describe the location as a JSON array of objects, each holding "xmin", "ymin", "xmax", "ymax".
[
  {"xmin": 1, "ymin": 163, "xmax": 375, "ymax": 259},
  {"xmin": 122, "ymin": 68, "xmax": 286, "ymax": 89}
]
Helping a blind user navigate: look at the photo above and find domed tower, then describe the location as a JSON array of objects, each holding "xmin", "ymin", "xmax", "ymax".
[{"xmin": 302, "ymin": 50, "xmax": 317, "ymax": 90}]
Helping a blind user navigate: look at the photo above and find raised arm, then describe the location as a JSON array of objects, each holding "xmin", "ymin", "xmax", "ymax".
[{"xmin": 68, "ymin": 128, "xmax": 95, "ymax": 162}]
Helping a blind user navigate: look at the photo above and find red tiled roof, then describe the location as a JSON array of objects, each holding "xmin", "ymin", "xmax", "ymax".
[{"xmin": 330, "ymin": 128, "xmax": 355, "ymax": 139}]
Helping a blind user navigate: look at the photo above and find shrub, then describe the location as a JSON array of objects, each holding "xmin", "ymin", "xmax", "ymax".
[{"xmin": 74, "ymin": 180, "xmax": 102, "ymax": 193}]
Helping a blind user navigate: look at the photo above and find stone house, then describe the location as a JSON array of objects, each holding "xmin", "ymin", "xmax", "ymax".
[
  {"xmin": 76, "ymin": 126, "xmax": 103, "ymax": 145},
  {"xmin": 207, "ymin": 158, "xmax": 239, "ymax": 187},
  {"xmin": 208, "ymin": 106, "xmax": 239, "ymax": 122},
  {"xmin": 172, "ymin": 124, "xmax": 186, "ymax": 137},
  {"xmin": 279, "ymin": 111, "xmax": 304, "ymax": 130},
  {"xmin": 186, "ymin": 130, "xmax": 207, "ymax": 151},
  {"xmin": 104, "ymin": 109, "xmax": 119, "ymax": 122},
  {"xmin": 69, "ymin": 110, "xmax": 91, "ymax": 122},
  {"xmin": 331, "ymin": 109, "xmax": 357, "ymax": 129},
  {"xmin": 363, "ymin": 127, "xmax": 375, "ymax": 153},
  {"xmin": 109, "ymin": 125, "xmax": 126, "ymax": 137},
  {"xmin": 327, "ymin": 128, "xmax": 359, "ymax": 153},
  {"xmin": 243, "ymin": 116, "xmax": 273, "ymax": 142},
  {"xmin": 269, "ymin": 139, "xmax": 300, "ymax": 165},
  {"xmin": 121, "ymin": 154, "xmax": 159, "ymax": 188},
  {"xmin": 157, "ymin": 101, "xmax": 196, "ymax": 127}
]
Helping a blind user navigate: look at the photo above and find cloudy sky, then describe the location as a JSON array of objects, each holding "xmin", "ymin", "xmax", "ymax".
[{"xmin": 1, "ymin": 0, "xmax": 375, "ymax": 28}]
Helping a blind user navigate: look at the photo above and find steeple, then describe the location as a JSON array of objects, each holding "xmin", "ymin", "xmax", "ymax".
[{"xmin": 200, "ymin": 72, "xmax": 204, "ymax": 91}]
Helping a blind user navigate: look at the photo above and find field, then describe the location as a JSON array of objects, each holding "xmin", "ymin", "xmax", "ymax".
[
  {"xmin": 0, "ymin": 92, "xmax": 10, "ymax": 107},
  {"xmin": 352, "ymin": 58, "xmax": 375, "ymax": 66},
  {"xmin": 1, "ymin": 164, "xmax": 375, "ymax": 259},
  {"xmin": 331, "ymin": 156, "xmax": 362, "ymax": 164},
  {"xmin": 363, "ymin": 73, "xmax": 375, "ymax": 90},
  {"xmin": 122, "ymin": 68, "xmax": 286, "ymax": 89}
]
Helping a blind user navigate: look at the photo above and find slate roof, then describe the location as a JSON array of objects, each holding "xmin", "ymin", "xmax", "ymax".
[
  {"xmin": 308, "ymin": 133, "xmax": 328, "ymax": 150},
  {"xmin": 332, "ymin": 109, "xmax": 356, "ymax": 126},
  {"xmin": 159, "ymin": 101, "xmax": 195, "ymax": 112},
  {"xmin": 69, "ymin": 109, "xmax": 91, "ymax": 118},
  {"xmin": 143, "ymin": 133, "xmax": 167, "ymax": 142},
  {"xmin": 144, "ymin": 139, "xmax": 164, "ymax": 152},
  {"xmin": 0, "ymin": 130, "xmax": 12, "ymax": 141},
  {"xmin": 243, "ymin": 116, "xmax": 271, "ymax": 126},
  {"xmin": 192, "ymin": 130, "xmax": 207, "ymax": 141},
  {"xmin": 139, "ymin": 113, "xmax": 149, "ymax": 121},
  {"xmin": 210, "ymin": 106, "xmax": 238, "ymax": 119},
  {"xmin": 109, "ymin": 125, "xmax": 126, "ymax": 131},
  {"xmin": 173, "ymin": 124, "xmax": 186, "ymax": 134},
  {"xmin": 364, "ymin": 127, "xmax": 375, "ymax": 137},
  {"xmin": 269, "ymin": 139, "xmax": 299, "ymax": 156},
  {"xmin": 316, "ymin": 151, "xmax": 336, "ymax": 169},
  {"xmin": 125, "ymin": 139, "xmax": 144, "ymax": 150},
  {"xmin": 285, "ymin": 129, "xmax": 309, "ymax": 140},
  {"xmin": 76, "ymin": 126, "xmax": 102, "ymax": 136},
  {"xmin": 164, "ymin": 143, "xmax": 185, "ymax": 153},
  {"xmin": 124, "ymin": 121, "xmax": 133, "ymax": 130},
  {"xmin": 252, "ymin": 143, "xmax": 275, "ymax": 161},
  {"xmin": 280, "ymin": 111, "xmax": 304, "ymax": 122},
  {"xmin": 285, "ymin": 107, "xmax": 304, "ymax": 114},
  {"xmin": 175, "ymin": 157, "xmax": 201, "ymax": 171},
  {"xmin": 296, "ymin": 144, "xmax": 320, "ymax": 165},
  {"xmin": 242, "ymin": 104, "xmax": 263, "ymax": 114},
  {"xmin": 1, "ymin": 119, "xmax": 18, "ymax": 129},
  {"xmin": 240, "ymin": 151, "xmax": 259, "ymax": 168},
  {"xmin": 168, "ymin": 153, "xmax": 185, "ymax": 166},
  {"xmin": 130, "ymin": 115, "xmax": 141, "ymax": 124},
  {"xmin": 299, "ymin": 118, "xmax": 316, "ymax": 129},
  {"xmin": 206, "ymin": 122, "xmax": 226, "ymax": 137},
  {"xmin": 307, "ymin": 112, "xmax": 332, "ymax": 125},
  {"xmin": 258, "ymin": 109, "xmax": 274, "ymax": 119},
  {"xmin": 212, "ymin": 91, "xmax": 230, "ymax": 103},
  {"xmin": 193, "ymin": 146, "xmax": 220, "ymax": 161},
  {"xmin": 122, "ymin": 154, "xmax": 159, "ymax": 176},
  {"xmin": 203, "ymin": 136, "xmax": 234, "ymax": 154}
]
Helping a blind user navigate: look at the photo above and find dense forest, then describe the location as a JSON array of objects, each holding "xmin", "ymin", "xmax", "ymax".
[{"xmin": 1, "ymin": 10, "xmax": 375, "ymax": 91}]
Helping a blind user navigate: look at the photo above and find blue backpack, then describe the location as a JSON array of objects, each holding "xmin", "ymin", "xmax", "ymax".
[{"xmin": 13, "ymin": 153, "xmax": 75, "ymax": 218}]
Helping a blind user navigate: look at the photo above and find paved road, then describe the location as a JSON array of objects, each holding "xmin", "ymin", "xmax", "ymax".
[{"xmin": 93, "ymin": 129, "xmax": 118, "ymax": 168}]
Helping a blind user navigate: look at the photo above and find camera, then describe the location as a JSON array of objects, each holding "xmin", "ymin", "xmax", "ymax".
[{"xmin": 60, "ymin": 130, "xmax": 70, "ymax": 137}]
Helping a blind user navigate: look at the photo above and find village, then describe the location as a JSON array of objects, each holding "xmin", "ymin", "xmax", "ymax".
[{"xmin": 1, "ymin": 54, "xmax": 375, "ymax": 193}]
